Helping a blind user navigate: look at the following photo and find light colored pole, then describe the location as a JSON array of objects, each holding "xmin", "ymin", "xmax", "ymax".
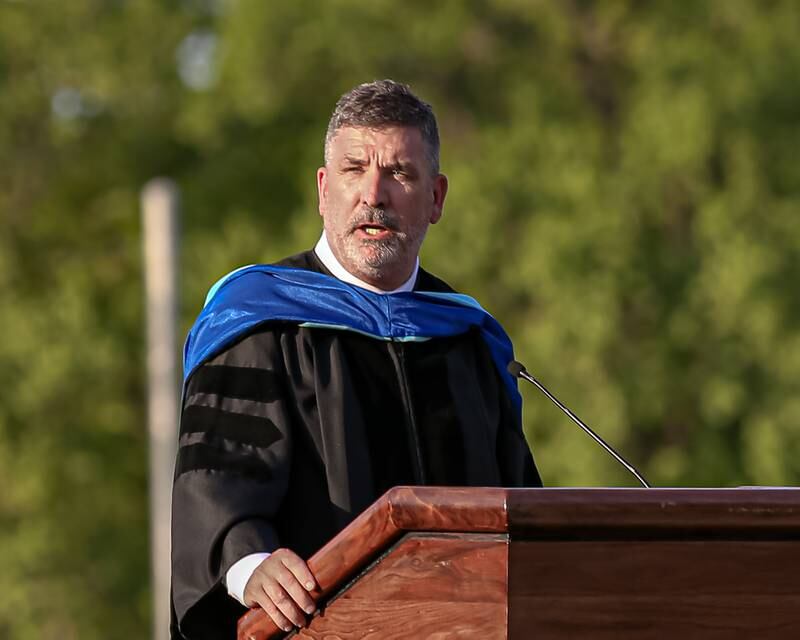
[{"xmin": 142, "ymin": 178, "xmax": 180, "ymax": 640}]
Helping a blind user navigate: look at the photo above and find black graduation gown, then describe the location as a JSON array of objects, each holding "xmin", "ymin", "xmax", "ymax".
[{"xmin": 170, "ymin": 251, "xmax": 541, "ymax": 639}]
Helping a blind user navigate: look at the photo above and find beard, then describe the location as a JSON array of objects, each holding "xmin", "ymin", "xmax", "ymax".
[{"xmin": 335, "ymin": 206, "xmax": 427, "ymax": 283}]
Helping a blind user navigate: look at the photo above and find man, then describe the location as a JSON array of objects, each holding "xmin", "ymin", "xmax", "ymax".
[{"xmin": 171, "ymin": 80, "xmax": 541, "ymax": 639}]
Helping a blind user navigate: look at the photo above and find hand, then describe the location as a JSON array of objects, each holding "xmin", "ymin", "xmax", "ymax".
[{"xmin": 243, "ymin": 548, "xmax": 318, "ymax": 632}]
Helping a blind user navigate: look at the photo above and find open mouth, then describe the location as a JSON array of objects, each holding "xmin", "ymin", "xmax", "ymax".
[{"xmin": 355, "ymin": 224, "xmax": 392, "ymax": 238}]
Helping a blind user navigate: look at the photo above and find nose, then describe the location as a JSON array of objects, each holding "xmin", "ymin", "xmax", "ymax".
[{"xmin": 361, "ymin": 166, "xmax": 388, "ymax": 208}]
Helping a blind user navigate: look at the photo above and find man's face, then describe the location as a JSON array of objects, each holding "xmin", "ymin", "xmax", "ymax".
[{"xmin": 317, "ymin": 125, "xmax": 448, "ymax": 290}]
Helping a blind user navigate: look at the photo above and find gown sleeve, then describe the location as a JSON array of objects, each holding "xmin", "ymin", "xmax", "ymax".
[
  {"xmin": 491, "ymin": 349, "xmax": 543, "ymax": 488},
  {"xmin": 171, "ymin": 328, "xmax": 292, "ymax": 639}
]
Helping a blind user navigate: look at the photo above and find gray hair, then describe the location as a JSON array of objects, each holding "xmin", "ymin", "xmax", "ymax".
[{"xmin": 324, "ymin": 79, "xmax": 441, "ymax": 174}]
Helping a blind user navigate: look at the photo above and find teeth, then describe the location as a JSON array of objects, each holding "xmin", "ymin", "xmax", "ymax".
[{"xmin": 364, "ymin": 228, "xmax": 380, "ymax": 235}]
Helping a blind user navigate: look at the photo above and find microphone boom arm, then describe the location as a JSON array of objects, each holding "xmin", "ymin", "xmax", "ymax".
[{"xmin": 509, "ymin": 361, "xmax": 650, "ymax": 488}]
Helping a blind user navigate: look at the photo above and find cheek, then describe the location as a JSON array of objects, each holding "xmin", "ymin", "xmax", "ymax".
[
  {"xmin": 329, "ymin": 182, "xmax": 360, "ymax": 208},
  {"xmin": 404, "ymin": 188, "xmax": 434, "ymax": 216},
  {"xmin": 323, "ymin": 187, "xmax": 344, "ymax": 213}
]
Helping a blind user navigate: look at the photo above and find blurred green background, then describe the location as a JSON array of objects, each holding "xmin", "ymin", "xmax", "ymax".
[{"xmin": 2, "ymin": 0, "xmax": 800, "ymax": 637}]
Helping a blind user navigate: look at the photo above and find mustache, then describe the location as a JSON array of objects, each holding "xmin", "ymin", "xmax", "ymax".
[{"xmin": 349, "ymin": 206, "xmax": 400, "ymax": 232}]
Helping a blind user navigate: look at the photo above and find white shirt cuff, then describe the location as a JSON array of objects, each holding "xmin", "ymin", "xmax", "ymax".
[{"xmin": 226, "ymin": 552, "xmax": 271, "ymax": 606}]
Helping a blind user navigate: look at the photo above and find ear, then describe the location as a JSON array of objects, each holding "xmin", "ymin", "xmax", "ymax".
[
  {"xmin": 317, "ymin": 166, "xmax": 328, "ymax": 217},
  {"xmin": 429, "ymin": 173, "xmax": 448, "ymax": 224}
]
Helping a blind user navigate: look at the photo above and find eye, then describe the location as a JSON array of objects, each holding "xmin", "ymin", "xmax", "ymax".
[{"xmin": 392, "ymin": 167, "xmax": 413, "ymax": 179}]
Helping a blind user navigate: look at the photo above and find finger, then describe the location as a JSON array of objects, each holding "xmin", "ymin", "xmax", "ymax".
[
  {"xmin": 273, "ymin": 564, "xmax": 316, "ymax": 614},
  {"xmin": 279, "ymin": 552, "xmax": 317, "ymax": 592},
  {"xmin": 250, "ymin": 590, "xmax": 294, "ymax": 633},
  {"xmin": 264, "ymin": 581, "xmax": 307, "ymax": 628}
]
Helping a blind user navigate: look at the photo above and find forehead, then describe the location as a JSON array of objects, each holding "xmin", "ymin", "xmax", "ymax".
[{"xmin": 328, "ymin": 125, "xmax": 426, "ymax": 162}]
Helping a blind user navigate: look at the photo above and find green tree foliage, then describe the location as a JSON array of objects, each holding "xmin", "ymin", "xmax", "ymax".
[{"xmin": 1, "ymin": 0, "xmax": 799, "ymax": 636}]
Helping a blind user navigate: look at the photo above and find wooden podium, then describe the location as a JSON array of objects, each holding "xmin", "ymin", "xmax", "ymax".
[{"xmin": 237, "ymin": 487, "xmax": 800, "ymax": 639}]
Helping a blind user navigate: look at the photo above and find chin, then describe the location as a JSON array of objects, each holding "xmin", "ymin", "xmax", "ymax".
[{"xmin": 351, "ymin": 263, "xmax": 385, "ymax": 283}]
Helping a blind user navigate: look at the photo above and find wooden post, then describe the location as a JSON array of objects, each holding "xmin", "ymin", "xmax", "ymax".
[{"xmin": 142, "ymin": 178, "xmax": 180, "ymax": 640}]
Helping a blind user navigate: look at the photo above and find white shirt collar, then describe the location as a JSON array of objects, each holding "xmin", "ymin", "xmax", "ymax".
[{"xmin": 313, "ymin": 232, "xmax": 419, "ymax": 294}]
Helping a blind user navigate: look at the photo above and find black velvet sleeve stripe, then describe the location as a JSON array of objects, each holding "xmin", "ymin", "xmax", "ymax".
[
  {"xmin": 180, "ymin": 404, "xmax": 283, "ymax": 448},
  {"xmin": 187, "ymin": 365, "xmax": 282, "ymax": 403},
  {"xmin": 175, "ymin": 442, "xmax": 274, "ymax": 481}
]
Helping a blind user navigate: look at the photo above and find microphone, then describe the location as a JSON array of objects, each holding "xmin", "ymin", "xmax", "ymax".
[{"xmin": 508, "ymin": 360, "xmax": 650, "ymax": 488}]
